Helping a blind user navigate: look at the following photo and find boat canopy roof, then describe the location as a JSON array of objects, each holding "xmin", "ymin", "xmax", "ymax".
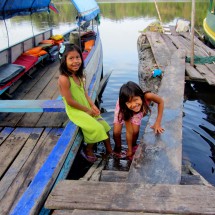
[
  {"xmin": 0, "ymin": 0, "xmax": 100, "ymax": 22},
  {"xmin": 0, "ymin": 0, "xmax": 51, "ymax": 20},
  {"xmin": 70, "ymin": 0, "xmax": 100, "ymax": 24}
]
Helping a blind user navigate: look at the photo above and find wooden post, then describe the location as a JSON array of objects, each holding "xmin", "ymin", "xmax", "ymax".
[
  {"xmin": 154, "ymin": 0, "xmax": 164, "ymax": 33},
  {"xmin": 190, "ymin": 0, "xmax": 195, "ymax": 66}
]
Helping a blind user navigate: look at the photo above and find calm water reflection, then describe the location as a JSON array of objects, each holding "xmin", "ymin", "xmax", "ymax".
[{"xmin": 0, "ymin": 1, "xmax": 214, "ymax": 185}]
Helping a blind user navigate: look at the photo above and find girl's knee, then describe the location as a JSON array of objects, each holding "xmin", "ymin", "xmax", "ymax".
[{"xmin": 113, "ymin": 129, "xmax": 121, "ymax": 137}]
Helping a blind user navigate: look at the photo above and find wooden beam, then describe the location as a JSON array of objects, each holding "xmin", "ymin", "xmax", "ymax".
[
  {"xmin": 53, "ymin": 209, "xmax": 172, "ymax": 215},
  {"xmin": 0, "ymin": 100, "xmax": 65, "ymax": 112},
  {"xmin": 45, "ymin": 180, "xmax": 215, "ymax": 214},
  {"xmin": 127, "ymin": 49, "xmax": 185, "ymax": 184}
]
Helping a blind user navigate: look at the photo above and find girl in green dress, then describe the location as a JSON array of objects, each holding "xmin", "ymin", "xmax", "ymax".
[{"xmin": 58, "ymin": 44, "xmax": 112, "ymax": 162}]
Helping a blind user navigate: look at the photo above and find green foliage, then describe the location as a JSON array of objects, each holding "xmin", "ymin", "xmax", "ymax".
[
  {"xmin": 98, "ymin": 1, "xmax": 209, "ymax": 28},
  {"xmin": 10, "ymin": 1, "xmax": 210, "ymax": 32},
  {"xmin": 12, "ymin": 2, "xmax": 77, "ymax": 29}
]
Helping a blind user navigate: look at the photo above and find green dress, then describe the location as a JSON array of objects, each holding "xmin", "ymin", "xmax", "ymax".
[{"xmin": 62, "ymin": 76, "xmax": 111, "ymax": 144}]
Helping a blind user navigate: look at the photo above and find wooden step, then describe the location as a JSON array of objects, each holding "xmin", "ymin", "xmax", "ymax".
[
  {"xmin": 100, "ymin": 170, "xmax": 128, "ymax": 182},
  {"xmin": 45, "ymin": 180, "xmax": 215, "ymax": 214},
  {"xmin": 52, "ymin": 209, "xmax": 171, "ymax": 215}
]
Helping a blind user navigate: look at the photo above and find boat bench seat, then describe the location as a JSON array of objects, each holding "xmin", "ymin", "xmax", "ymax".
[
  {"xmin": 0, "ymin": 54, "xmax": 48, "ymax": 95},
  {"xmin": 0, "ymin": 63, "xmax": 26, "ymax": 86},
  {"xmin": 13, "ymin": 54, "xmax": 39, "ymax": 71}
]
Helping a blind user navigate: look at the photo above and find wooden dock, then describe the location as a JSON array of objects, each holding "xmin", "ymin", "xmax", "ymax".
[
  {"xmin": 1, "ymin": 28, "xmax": 215, "ymax": 214},
  {"xmin": 44, "ymin": 31, "xmax": 215, "ymax": 214},
  {"xmin": 166, "ymin": 28, "xmax": 215, "ymax": 85}
]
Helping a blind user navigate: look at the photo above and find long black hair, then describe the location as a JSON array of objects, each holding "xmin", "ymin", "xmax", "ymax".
[
  {"xmin": 118, "ymin": 81, "xmax": 150, "ymax": 121},
  {"xmin": 59, "ymin": 43, "xmax": 84, "ymax": 78}
]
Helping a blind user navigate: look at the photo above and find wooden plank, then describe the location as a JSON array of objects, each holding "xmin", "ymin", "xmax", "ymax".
[
  {"xmin": 80, "ymin": 158, "xmax": 103, "ymax": 181},
  {"xmin": 96, "ymin": 70, "xmax": 113, "ymax": 99},
  {"xmin": 52, "ymin": 209, "xmax": 169, "ymax": 215},
  {"xmin": 0, "ymin": 127, "xmax": 33, "ymax": 179},
  {"xmin": 0, "ymin": 100, "xmax": 65, "ymax": 112},
  {"xmin": 127, "ymin": 49, "xmax": 185, "ymax": 184},
  {"xmin": 185, "ymin": 63, "xmax": 205, "ymax": 80},
  {"xmin": 0, "ymin": 127, "xmax": 14, "ymax": 146},
  {"xmin": 180, "ymin": 32, "xmax": 215, "ymax": 56},
  {"xmin": 72, "ymin": 210, "xmax": 172, "ymax": 215},
  {"xmin": 52, "ymin": 210, "xmax": 74, "ymax": 215},
  {"xmin": 146, "ymin": 32, "xmax": 171, "ymax": 70},
  {"xmin": 45, "ymin": 180, "xmax": 215, "ymax": 214},
  {"xmin": 167, "ymin": 35, "xmax": 189, "ymax": 54},
  {"xmin": 89, "ymin": 160, "xmax": 106, "ymax": 181},
  {"xmin": 0, "ymin": 128, "xmax": 44, "ymax": 201},
  {"xmin": 161, "ymin": 34, "xmax": 177, "ymax": 53},
  {"xmin": 0, "ymin": 128, "xmax": 59, "ymax": 215},
  {"xmin": 100, "ymin": 170, "xmax": 128, "ymax": 182},
  {"xmin": 36, "ymin": 112, "xmax": 68, "ymax": 128},
  {"xmin": 9, "ymin": 122, "xmax": 79, "ymax": 215},
  {"xmin": 178, "ymin": 35, "xmax": 206, "ymax": 57},
  {"xmin": 195, "ymin": 64, "xmax": 215, "ymax": 85},
  {"xmin": 205, "ymin": 63, "xmax": 215, "ymax": 76}
]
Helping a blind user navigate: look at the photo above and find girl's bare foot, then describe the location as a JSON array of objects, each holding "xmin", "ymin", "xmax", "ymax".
[{"xmin": 126, "ymin": 150, "xmax": 133, "ymax": 157}]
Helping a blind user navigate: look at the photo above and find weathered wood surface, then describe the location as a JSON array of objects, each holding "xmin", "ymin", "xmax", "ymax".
[
  {"xmin": 165, "ymin": 33, "xmax": 215, "ymax": 85},
  {"xmin": 79, "ymin": 158, "xmax": 103, "ymax": 181},
  {"xmin": 146, "ymin": 32, "xmax": 171, "ymax": 71},
  {"xmin": 0, "ymin": 127, "xmax": 32, "ymax": 178},
  {"xmin": 185, "ymin": 63, "xmax": 205, "ymax": 80},
  {"xmin": 128, "ymin": 47, "xmax": 185, "ymax": 184},
  {"xmin": 45, "ymin": 180, "xmax": 215, "ymax": 214},
  {"xmin": 0, "ymin": 99, "xmax": 65, "ymax": 112},
  {"xmin": 0, "ymin": 127, "xmax": 62, "ymax": 215},
  {"xmin": 100, "ymin": 170, "xmax": 128, "ymax": 182},
  {"xmin": 52, "ymin": 209, "xmax": 170, "ymax": 215}
]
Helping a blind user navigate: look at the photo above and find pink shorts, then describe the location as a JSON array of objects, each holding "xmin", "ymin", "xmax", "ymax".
[{"xmin": 113, "ymin": 100, "xmax": 143, "ymax": 126}]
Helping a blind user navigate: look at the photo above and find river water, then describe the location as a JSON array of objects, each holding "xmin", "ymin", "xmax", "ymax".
[{"xmin": 0, "ymin": 1, "xmax": 214, "ymax": 185}]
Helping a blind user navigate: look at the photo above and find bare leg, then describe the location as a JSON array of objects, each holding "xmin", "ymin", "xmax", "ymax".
[
  {"xmin": 85, "ymin": 143, "xmax": 95, "ymax": 157},
  {"xmin": 125, "ymin": 121, "xmax": 133, "ymax": 157},
  {"xmin": 113, "ymin": 123, "xmax": 123, "ymax": 153},
  {"xmin": 131, "ymin": 124, "xmax": 140, "ymax": 146},
  {"xmin": 103, "ymin": 132, "xmax": 112, "ymax": 154}
]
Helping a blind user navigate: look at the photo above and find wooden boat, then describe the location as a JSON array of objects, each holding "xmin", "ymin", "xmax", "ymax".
[
  {"xmin": 203, "ymin": 0, "xmax": 215, "ymax": 47},
  {"xmin": 0, "ymin": 29, "xmax": 54, "ymax": 96},
  {"xmin": 0, "ymin": 0, "xmax": 108, "ymax": 215}
]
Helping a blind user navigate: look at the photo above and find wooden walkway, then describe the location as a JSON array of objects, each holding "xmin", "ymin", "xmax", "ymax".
[
  {"xmin": 167, "ymin": 27, "xmax": 215, "ymax": 85},
  {"xmin": 44, "ymin": 31, "xmax": 215, "ymax": 214},
  {"xmin": 1, "ymin": 29, "xmax": 215, "ymax": 214},
  {"xmin": 128, "ymin": 32, "xmax": 185, "ymax": 184}
]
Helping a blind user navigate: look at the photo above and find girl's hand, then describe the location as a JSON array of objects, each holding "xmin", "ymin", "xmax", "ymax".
[
  {"xmin": 150, "ymin": 122, "xmax": 165, "ymax": 134},
  {"xmin": 91, "ymin": 104, "xmax": 100, "ymax": 116},
  {"xmin": 85, "ymin": 109, "xmax": 94, "ymax": 116}
]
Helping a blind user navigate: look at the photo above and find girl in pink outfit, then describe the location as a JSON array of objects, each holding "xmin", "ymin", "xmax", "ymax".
[{"xmin": 113, "ymin": 81, "xmax": 165, "ymax": 159}]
